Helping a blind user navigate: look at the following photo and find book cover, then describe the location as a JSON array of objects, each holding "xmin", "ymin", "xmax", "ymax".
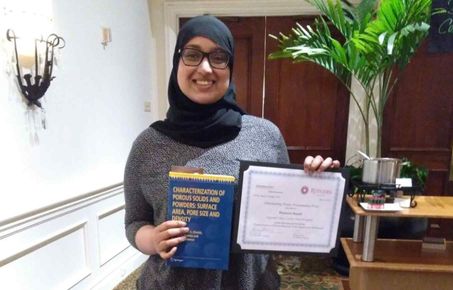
[{"xmin": 167, "ymin": 171, "xmax": 235, "ymax": 270}]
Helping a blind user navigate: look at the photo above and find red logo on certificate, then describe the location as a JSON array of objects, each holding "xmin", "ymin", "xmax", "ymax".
[{"xmin": 301, "ymin": 186, "xmax": 309, "ymax": 194}]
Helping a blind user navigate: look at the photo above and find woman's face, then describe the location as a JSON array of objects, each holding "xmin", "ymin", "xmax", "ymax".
[{"xmin": 177, "ymin": 36, "xmax": 230, "ymax": 105}]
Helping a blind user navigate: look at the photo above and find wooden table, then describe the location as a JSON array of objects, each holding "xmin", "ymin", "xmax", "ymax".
[
  {"xmin": 341, "ymin": 238, "xmax": 453, "ymax": 290},
  {"xmin": 342, "ymin": 195, "xmax": 453, "ymax": 290},
  {"xmin": 346, "ymin": 195, "xmax": 453, "ymax": 261}
]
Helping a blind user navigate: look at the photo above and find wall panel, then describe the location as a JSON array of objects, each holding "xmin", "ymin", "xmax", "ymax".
[
  {"xmin": 98, "ymin": 206, "xmax": 129, "ymax": 266},
  {"xmin": 0, "ymin": 185, "xmax": 147, "ymax": 290}
]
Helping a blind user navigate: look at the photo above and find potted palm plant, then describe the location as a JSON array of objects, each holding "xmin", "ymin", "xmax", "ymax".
[
  {"xmin": 269, "ymin": 0, "xmax": 432, "ymax": 158},
  {"xmin": 270, "ymin": 3, "xmax": 433, "ymax": 271}
]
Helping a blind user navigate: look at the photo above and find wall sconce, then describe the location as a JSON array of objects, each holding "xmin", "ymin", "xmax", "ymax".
[
  {"xmin": 6, "ymin": 29, "xmax": 65, "ymax": 108},
  {"xmin": 101, "ymin": 27, "xmax": 112, "ymax": 49}
]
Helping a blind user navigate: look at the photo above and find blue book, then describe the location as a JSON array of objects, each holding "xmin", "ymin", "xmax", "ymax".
[{"xmin": 167, "ymin": 171, "xmax": 235, "ymax": 270}]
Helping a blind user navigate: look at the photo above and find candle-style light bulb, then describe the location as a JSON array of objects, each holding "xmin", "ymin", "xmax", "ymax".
[{"xmin": 16, "ymin": 31, "xmax": 36, "ymax": 70}]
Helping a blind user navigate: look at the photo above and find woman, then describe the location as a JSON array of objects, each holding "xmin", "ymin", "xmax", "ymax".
[{"xmin": 124, "ymin": 15, "xmax": 339, "ymax": 290}]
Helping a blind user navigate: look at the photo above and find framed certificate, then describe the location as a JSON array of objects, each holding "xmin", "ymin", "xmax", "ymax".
[{"xmin": 232, "ymin": 160, "xmax": 350, "ymax": 255}]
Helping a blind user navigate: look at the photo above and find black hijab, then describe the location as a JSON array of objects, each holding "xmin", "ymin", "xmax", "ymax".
[{"xmin": 151, "ymin": 15, "xmax": 245, "ymax": 148}]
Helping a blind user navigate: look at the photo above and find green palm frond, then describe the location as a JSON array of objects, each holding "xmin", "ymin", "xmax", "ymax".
[
  {"xmin": 269, "ymin": 0, "xmax": 432, "ymax": 157},
  {"xmin": 270, "ymin": 0, "xmax": 431, "ymax": 87},
  {"xmin": 354, "ymin": 0, "xmax": 378, "ymax": 29},
  {"xmin": 353, "ymin": 0, "xmax": 431, "ymax": 68},
  {"xmin": 269, "ymin": 16, "xmax": 352, "ymax": 84},
  {"xmin": 309, "ymin": 0, "xmax": 354, "ymax": 38}
]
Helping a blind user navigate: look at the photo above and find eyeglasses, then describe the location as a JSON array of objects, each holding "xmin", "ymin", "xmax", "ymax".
[{"xmin": 179, "ymin": 47, "xmax": 230, "ymax": 69}]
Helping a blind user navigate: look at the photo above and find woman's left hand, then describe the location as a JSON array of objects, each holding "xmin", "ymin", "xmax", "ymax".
[{"xmin": 304, "ymin": 155, "xmax": 340, "ymax": 173}]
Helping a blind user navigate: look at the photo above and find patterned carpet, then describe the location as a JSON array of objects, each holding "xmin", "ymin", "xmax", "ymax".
[
  {"xmin": 276, "ymin": 254, "xmax": 343, "ymax": 290},
  {"xmin": 114, "ymin": 254, "xmax": 344, "ymax": 290}
]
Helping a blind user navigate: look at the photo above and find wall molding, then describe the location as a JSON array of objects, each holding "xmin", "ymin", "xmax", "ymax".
[
  {"xmin": 97, "ymin": 204, "xmax": 130, "ymax": 266},
  {"xmin": 0, "ymin": 221, "xmax": 87, "ymax": 267},
  {"xmin": 0, "ymin": 184, "xmax": 146, "ymax": 290},
  {"xmin": 98, "ymin": 204, "xmax": 126, "ymax": 220},
  {"xmin": 0, "ymin": 183, "xmax": 123, "ymax": 236}
]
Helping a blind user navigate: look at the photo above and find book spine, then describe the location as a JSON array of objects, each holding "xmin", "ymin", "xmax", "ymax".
[{"xmin": 169, "ymin": 171, "xmax": 235, "ymax": 182}]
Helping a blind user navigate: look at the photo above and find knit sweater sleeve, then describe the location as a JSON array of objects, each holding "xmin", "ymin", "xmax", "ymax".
[
  {"xmin": 123, "ymin": 133, "xmax": 154, "ymax": 249},
  {"xmin": 260, "ymin": 116, "xmax": 290, "ymax": 165},
  {"xmin": 275, "ymin": 126, "xmax": 290, "ymax": 165}
]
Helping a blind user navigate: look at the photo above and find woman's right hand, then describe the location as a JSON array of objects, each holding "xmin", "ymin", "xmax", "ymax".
[{"xmin": 135, "ymin": 221, "xmax": 189, "ymax": 259}]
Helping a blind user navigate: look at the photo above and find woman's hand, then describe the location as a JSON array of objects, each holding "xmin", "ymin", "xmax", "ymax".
[
  {"xmin": 304, "ymin": 155, "xmax": 340, "ymax": 173},
  {"xmin": 135, "ymin": 221, "xmax": 189, "ymax": 259}
]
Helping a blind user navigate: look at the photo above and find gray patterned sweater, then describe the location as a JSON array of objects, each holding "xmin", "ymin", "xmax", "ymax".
[{"xmin": 124, "ymin": 115, "xmax": 289, "ymax": 290}]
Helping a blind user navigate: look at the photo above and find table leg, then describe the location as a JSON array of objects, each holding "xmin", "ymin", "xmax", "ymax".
[
  {"xmin": 353, "ymin": 214, "xmax": 364, "ymax": 242},
  {"xmin": 362, "ymin": 216, "xmax": 379, "ymax": 262}
]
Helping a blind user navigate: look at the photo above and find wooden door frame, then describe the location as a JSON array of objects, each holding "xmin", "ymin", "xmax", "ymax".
[
  {"xmin": 448, "ymin": 99, "xmax": 453, "ymax": 195},
  {"xmin": 159, "ymin": 0, "xmax": 360, "ymax": 162}
]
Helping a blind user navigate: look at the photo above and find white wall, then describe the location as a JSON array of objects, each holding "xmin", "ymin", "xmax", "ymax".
[{"xmin": 0, "ymin": 0, "xmax": 155, "ymax": 222}]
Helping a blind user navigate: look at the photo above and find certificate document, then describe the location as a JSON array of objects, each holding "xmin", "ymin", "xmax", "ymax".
[{"xmin": 236, "ymin": 163, "xmax": 346, "ymax": 253}]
